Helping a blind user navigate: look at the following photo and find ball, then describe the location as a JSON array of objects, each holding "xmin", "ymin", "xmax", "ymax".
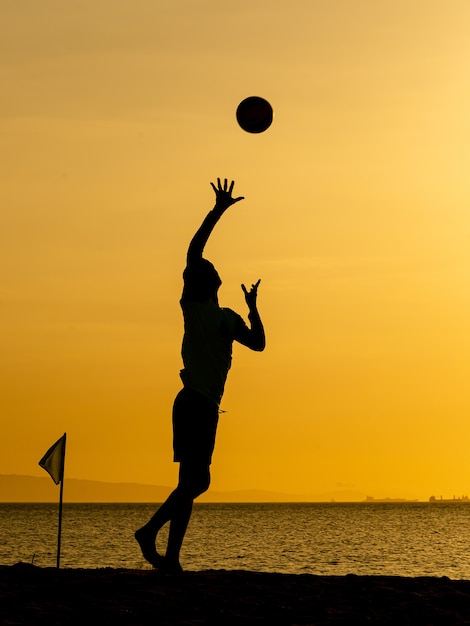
[{"xmin": 236, "ymin": 96, "xmax": 273, "ymax": 134}]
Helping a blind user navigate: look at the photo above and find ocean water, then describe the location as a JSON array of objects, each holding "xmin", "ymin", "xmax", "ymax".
[{"xmin": 2, "ymin": 502, "xmax": 470, "ymax": 578}]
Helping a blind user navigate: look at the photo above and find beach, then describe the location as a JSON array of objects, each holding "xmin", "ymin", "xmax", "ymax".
[{"xmin": 2, "ymin": 563, "xmax": 470, "ymax": 625}]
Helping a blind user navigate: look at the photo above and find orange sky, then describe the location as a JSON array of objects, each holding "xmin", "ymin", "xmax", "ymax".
[{"xmin": 1, "ymin": 0, "xmax": 470, "ymax": 501}]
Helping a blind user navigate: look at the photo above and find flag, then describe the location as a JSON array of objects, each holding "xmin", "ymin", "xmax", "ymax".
[{"xmin": 39, "ymin": 434, "xmax": 66, "ymax": 485}]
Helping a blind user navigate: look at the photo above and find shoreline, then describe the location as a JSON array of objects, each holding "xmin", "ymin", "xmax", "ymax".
[{"xmin": 2, "ymin": 563, "xmax": 470, "ymax": 624}]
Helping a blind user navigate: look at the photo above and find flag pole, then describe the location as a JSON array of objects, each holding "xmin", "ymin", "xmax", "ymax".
[{"xmin": 56, "ymin": 432, "xmax": 67, "ymax": 569}]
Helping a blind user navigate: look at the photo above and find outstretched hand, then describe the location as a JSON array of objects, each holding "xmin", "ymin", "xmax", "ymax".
[
  {"xmin": 242, "ymin": 279, "xmax": 261, "ymax": 310},
  {"xmin": 211, "ymin": 178, "xmax": 244, "ymax": 212}
]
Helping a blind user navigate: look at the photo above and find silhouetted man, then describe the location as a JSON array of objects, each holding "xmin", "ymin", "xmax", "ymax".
[{"xmin": 135, "ymin": 178, "xmax": 265, "ymax": 573}]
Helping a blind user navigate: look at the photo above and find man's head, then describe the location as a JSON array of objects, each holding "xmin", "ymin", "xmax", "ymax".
[{"xmin": 184, "ymin": 258, "xmax": 221, "ymax": 301}]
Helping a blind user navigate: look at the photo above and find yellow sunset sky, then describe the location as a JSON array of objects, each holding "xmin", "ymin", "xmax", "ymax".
[{"xmin": 1, "ymin": 0, "xmax": 470, "ymax": 501}]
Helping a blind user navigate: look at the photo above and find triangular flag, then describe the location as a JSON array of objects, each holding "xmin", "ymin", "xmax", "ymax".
[{"xmin": 39, "ymin": 434, "xmax": 66, "ymax": 485}]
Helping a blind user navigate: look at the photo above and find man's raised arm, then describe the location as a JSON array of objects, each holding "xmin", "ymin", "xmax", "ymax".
[
  {"xmin": 187, "ymin": 178, "xmax": 244, "ymax": 264},
  {"xmin": 236, "ymin": 279, "xmax": 266, "ymax": 352}
]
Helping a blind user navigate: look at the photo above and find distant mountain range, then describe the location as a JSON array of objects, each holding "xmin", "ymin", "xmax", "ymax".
[{"xmin": 0, "ymin": 474, "xmax": 372, "ymax": 503}]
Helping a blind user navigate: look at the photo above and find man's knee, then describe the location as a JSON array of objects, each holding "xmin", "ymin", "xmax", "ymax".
[
  {"xmin": 179, "ymin": 462, "xmax": 211, "ymax": 499},
  {"xmin": 192, "ymin": 473, "xmax": 210, "ymax": 498}
]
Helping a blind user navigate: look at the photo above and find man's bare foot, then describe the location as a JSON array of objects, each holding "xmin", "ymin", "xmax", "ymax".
[
  {"xmin": 134, "ymin": 527, "xmax": 165, "ymax": 568},
  {"xmin": 159, "ymin": 556, "xmax": 184, "ymax": 575}
]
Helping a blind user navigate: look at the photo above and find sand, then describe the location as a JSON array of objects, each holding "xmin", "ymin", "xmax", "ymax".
[{"xmin": 2, "ymin": 563, "xmax": 470, "ymax": 625}]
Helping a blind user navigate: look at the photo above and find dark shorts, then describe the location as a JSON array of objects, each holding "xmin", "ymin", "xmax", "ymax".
[{"xmin": 172, "ymin": 387, "xmax": 219, "ymax": 464}]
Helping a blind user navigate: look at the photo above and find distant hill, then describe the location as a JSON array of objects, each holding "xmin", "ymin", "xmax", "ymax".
[
  {"xmin": 0, "ymin": 475, "xmax": 172, "ymax": 503},
  {"xmin": 0, "ymin": 475, "xmax": 371, "ymax": 503},
  {"xmin": 0, "ymin": 475, "xmax": 304, "ymax": 503}
]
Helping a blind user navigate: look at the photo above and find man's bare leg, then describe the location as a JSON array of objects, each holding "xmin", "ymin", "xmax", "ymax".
[
  {"xmin": 135, "ymin": 461, "xmax": 210, "ymax": 573},
  {"xmin": 134, "ymin": 492, "xmax": 177, "ymax": 568}
]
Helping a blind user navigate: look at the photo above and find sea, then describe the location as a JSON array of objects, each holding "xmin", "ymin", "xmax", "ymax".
[{"xmin": 2, "ymin": 502, "xmax": 470, "ymax": 579}]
